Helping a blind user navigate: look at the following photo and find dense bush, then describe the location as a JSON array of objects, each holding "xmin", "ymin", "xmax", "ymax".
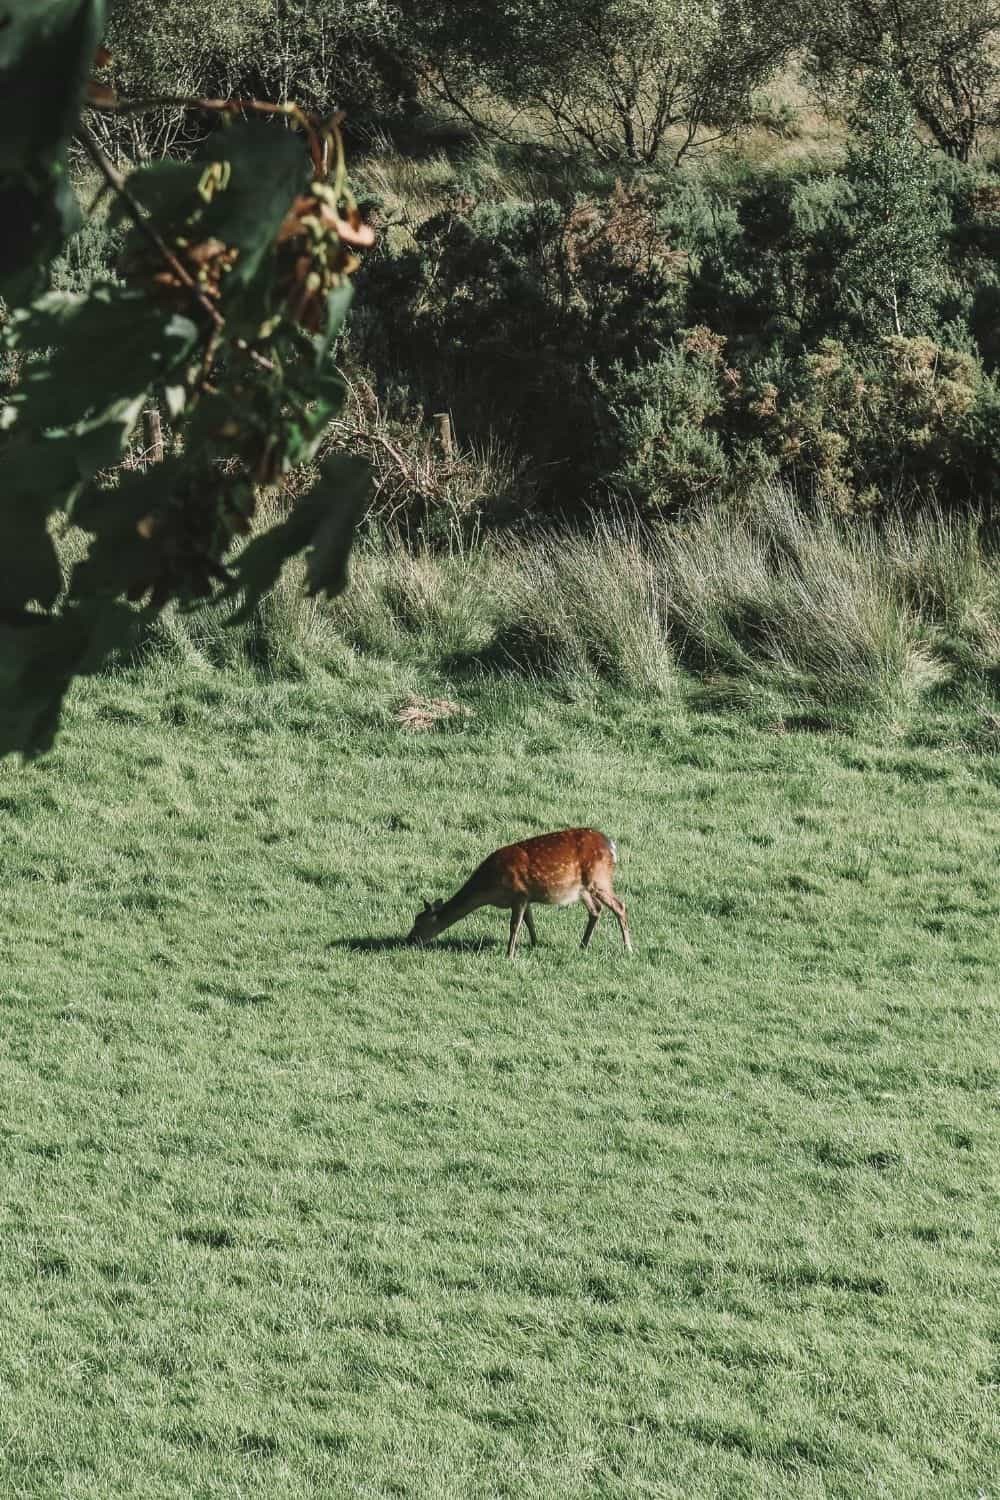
[
  {"xmin": 604, "ymin": 330, "xmax": 1000, "ymax": 515},
  {"xmin": 32, "ymin": 5, "xmax": 1000, "ymax": 535},
  {"xmin": 352, "ymin": 181, "xmax": 687, "ymax": 501},
  {"xmin": 51, "ymin": 125, "xmax": 1000, "ymax": 525},
  {"xmin": 353, "ymin": 141, "xmax": 1000, "ymax": 518}
]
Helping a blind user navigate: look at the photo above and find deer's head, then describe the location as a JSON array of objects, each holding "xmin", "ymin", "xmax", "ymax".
[{"xmin": 407, "ymin": 897, "xmax": 443, "ymax": 945}]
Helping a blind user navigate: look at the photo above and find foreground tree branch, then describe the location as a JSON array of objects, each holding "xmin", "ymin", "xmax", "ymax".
[{"xmin": 0, "ymin": 3, "xmax": 372, "ymax": 759}]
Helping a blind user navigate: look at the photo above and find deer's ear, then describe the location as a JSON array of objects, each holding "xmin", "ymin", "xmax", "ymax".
[
  {"xmin": 431, "ymin": 898, "xmax": 443, "ymax": 912},
  {"xmin": 421, "ymin": 898, "xmax": 433, "ymax": 913}
]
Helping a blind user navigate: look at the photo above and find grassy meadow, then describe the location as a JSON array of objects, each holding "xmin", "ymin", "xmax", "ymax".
[
  {"xmin": 10, "ymin": 17, "xmax": 1000, "ymax": 1494},
  {"xmin": 2, "ymin": 562, "xmax": 999, "ymax": 1497}
]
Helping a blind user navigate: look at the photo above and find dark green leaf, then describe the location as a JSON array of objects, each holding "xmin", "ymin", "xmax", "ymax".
[
  {"xmin": 108, "ymin": 159, "xmax": 206, "ymax": 232},
  {"xmin": 0, "ymin": 0, "xmax": 103, "ymax": 169},
  {"xmin": 0, "ymin": 598, "xmax": 139, "ymax": 759},
  {"xmin": 0, "ymin": 0, "xmax": 103, "ymax": 297},
  {"xmin": 305, "ymin": 455, "xmax": 372, "ymax": 598},
  {"xmin": 0, "ymin": 166, "xmax": 80, "ymax": 303},
  {"xmin": 227, "ymin": 455, "xmax": 371, "ymax": 623},
  {"xmin": 197, "ymin": 122, "xmax": 310, "ymax": 293},
  {"xmin": 70, "ymin": 462, "xmax": 181, "ymax": 600},
  {"xmin": 4, "ymin": 288, "xmax": 198, "ymax": 480},
  {"xmin": 0, "ymin": 437, "xmax": 81, "ymax": 609},
  {"xmin": 280, "ymin": 364, "xmax": 347, "ymax": 471},
  {"xmin": 314, "ymin": 283, "xmax": 354, "ymax": 368},
  {"xmin": 7, "ymin": 288, "xmax": 199, "ymax": 428}
]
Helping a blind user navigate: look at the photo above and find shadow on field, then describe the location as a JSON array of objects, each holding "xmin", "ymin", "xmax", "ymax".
[{"xmin": 327, "ymin": 936, "xmax": 503, "ymax": 954}]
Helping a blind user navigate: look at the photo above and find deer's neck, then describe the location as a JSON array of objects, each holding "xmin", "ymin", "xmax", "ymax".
[{"xmin": 434, "ymin": 880, "xmax": 488, "ymax": 935}]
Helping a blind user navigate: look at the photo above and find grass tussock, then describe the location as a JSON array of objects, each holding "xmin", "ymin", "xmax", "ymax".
[
  {"xmin": 484, "ymin": 523, "xmax": 677, "ymax": 698},
  {"xmin": 652, "ymin": 491, "xmax": 949, "ymax": 712},
  {"xmin": 57, "ymin": 487, "xmax": 1000, "ymax": 719}
]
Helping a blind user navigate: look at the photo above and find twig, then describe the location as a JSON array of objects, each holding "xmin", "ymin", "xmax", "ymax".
[{"xmin": 88, "ymin": 93, "xmax": 326, "ymax": 177}]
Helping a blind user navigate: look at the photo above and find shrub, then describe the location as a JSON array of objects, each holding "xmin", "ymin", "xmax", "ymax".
[
  {"xmin": 354, "ymin": 146, "xmax": 995, "ymax": 519},
  {"xmin": 602, "ymin": 330, "xmax": 1000, "ymax": 516},
  {"xmin": 761, "ymin": 336, "xmax": 1000, "ymax": 511},
  {"xmin": 354, "ymin": 183, "xmax": 687, "ymax": 501},
  {"xmin": 599, "ymin": 331, "xmax": 748, "ymax": 512}
]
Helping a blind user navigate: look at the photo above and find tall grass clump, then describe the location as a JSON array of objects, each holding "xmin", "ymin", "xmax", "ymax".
[
  {"xmin": 482, "ymin": 522, "xmax": 677, "ymax": 698},
  {"xmin": 53, "ymin": 520, "xmax": 347, "ymax": 679},
  {"xmin": 180, "ymin": 558, "xmax": 345, "ymax": 676},
  {"xmin": 326, "ymin": 532, "xmax": 499, "ymax": 661},
  {"xmin": 55, "ymin": 483, "xmax": 1000, "ymax": 716},
  {"xmin": 654, "ymin": 488, "xmax": 945, "ymax": 711},
  {"xmin": 881, "ymin": 510, "xmax": 1000, "ymax": 676}
]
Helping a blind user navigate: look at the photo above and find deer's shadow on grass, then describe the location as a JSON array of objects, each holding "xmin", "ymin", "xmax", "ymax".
[{"xmin": 327, "ymin": 935, "xmax": 504, "ymax": 954}]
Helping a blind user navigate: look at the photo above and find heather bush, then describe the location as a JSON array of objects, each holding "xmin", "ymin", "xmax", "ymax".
[{"xmin": 603, "ymin": 329, "xmax": 1000, "ymax": 515}]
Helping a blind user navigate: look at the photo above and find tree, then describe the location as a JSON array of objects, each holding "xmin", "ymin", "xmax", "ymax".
[
  {"xmin": 0, "ymin": 0, "xmax": 373, "ymax": 758},
  {"xmin": 98, "ymin": 0, "xmax": 407, "ymax": 161},
  {"xmin": 403, "ymin": 0, "xmax": 788, "ymax": 165},
  {"xmin": 840, "ymin": 61, "xmax": 948, "ymax": 337},
  {"xmin": 799, "ymin": 0, "xmax": 1000, "ymax": 161}
]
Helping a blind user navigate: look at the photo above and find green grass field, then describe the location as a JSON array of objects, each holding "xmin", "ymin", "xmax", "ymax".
[{"xmin": 1, "ymin": 661, "xmax": 998, "ymax": 1498}]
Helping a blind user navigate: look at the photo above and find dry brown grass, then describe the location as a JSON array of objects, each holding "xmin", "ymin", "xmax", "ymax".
[{"xmin": 394, "ymin": 693, "xmax": 472, "ymax": 732}]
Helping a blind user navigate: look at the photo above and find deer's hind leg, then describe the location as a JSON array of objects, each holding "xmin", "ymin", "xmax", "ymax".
[
  {"xmin": 594, "ymin": 887, "xmax": 633, "ymax": 954},
  {"xmin": 524, "ymin": 906, "xmax": 538, "ymax": 947},
  {"xmin": 580, "ymin": 889, "xmax": 602, "ymax": 950}
]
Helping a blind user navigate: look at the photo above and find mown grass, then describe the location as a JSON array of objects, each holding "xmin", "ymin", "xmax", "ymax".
[{"xmin": 1, "ymin": 650, "xmax": 998, "ymax": 1498}]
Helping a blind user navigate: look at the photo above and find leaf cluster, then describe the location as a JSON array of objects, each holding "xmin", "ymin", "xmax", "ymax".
[{"xmin": 0, "ymin": 1, "xmax": 373, "ymax": 757}]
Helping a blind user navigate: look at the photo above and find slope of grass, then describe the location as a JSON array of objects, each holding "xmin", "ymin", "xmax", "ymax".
[{"xmin": 1, "ymin": 658, "xmax": 998, "ymax": 1499}]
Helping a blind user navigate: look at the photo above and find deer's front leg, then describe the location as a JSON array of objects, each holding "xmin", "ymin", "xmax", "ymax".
[{"xmin": 508, "ymin": 901, "xmax": 528, "ymax": 959}]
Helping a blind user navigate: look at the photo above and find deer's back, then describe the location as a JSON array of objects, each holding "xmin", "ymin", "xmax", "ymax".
[{"xmin": 474, "ymin": 827, "xmax": 616, "ymax": 905}]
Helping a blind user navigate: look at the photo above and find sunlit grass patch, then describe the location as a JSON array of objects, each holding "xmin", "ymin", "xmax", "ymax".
[{"xmin": 0, "ymin": 659, "xmax": 997, "ymax": 1497}]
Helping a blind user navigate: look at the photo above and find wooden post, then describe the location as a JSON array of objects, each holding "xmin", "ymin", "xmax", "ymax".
[
  {"xmin": 143, "ymin": 406, "xmax": 163, "ymax": 464},
  {"xmin": 434, "ymin": 411, "xmax": 453, "ymax": 460}
]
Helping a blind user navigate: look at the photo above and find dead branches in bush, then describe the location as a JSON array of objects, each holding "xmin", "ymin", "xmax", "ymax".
[{"xmin": 326, "ymin": 372, "xmax": 517, "ymax": 528}]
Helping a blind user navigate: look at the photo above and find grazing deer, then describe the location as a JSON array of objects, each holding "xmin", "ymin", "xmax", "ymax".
[{"xmin": 407, "ymin": 827, "xmax": 632, "ymax": 959}]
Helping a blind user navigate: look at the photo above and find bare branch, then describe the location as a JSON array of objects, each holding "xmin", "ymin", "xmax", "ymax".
[{"xmin": 87, "ymin": 93, "xmax": 327, "ymax": 176}]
